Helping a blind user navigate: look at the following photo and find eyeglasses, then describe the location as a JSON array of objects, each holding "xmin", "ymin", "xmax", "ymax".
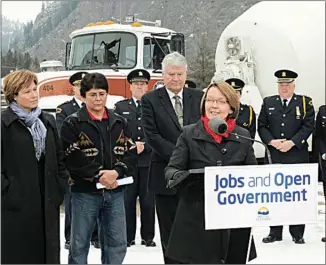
[{"xmin": 205, "ymin": 98, "xmax": 228, "ymax": 105}]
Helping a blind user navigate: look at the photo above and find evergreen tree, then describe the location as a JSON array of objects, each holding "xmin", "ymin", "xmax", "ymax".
[
  {"xmin": 189, "ymin": 33, "xmax": 215, "ymax": 89},
  {"xmin": 13, "ymin": 50, "xmax": 18, "ymax": 69},
  {"xmin": 6, "ymin": 49, "xmax": 14, "ymax": 67},
  {"xmin": 23, "ymin": 52, "xmax": 32, "ymax": 69}
]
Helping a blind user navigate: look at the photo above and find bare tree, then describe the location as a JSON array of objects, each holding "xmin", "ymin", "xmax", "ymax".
[{"xmin": 188, "ymin": 32, "xmax": 215, "ymax": 89}]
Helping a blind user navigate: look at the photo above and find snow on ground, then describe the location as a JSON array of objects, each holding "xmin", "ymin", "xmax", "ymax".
[{"xmin": 60, "ymin": 183, "xmax": 325, "ymax": 264}]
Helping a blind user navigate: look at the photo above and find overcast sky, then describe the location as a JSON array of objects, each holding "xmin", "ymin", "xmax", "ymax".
[{"xmin": 2, "ymin": 1, "xmax": 42, "ymax": 23}]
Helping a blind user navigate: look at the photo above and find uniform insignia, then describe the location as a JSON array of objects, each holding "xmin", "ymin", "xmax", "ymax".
[
  {"xmin": 296, "ymin": 106, "xmax": 301, "ymax": 117},
  {"xmin": 243, "ymin": 123, "xmax": 248, "ymax": 127},
  {"xmin": 308, "ymin": 100, "xmax": 313, "ymax": 106},
  {"xmin": 322, "ymin": 116, "xmax": 326, "ymax": 119},
  {"xmin": 301, "ymin": 139, "xmax": 305, "ymax": 144},
  {"xmin": 269, "ymin": 107, "xmax": 275, "ymax": 110},
  {"xmin": 129, "ymin": 101, "xmax": 132, "ymax": 105},
  {"xmin": 231, "ymin": 81, "xmax": 235, "ymax": 86},
  {"xmin": 282, "ymin": 71, "xmax": 286, "ymax": 77},
  {"xmin": 113, "ymin": 105, "xmax": 116, "ymax": 110},
  {"xmin": 82, "ymin": 73, "xmax": 86, "ymax": 78},
  {"xmin": 139, "ymin": 71, "xmax": 143, "ymax": 76},
  {"xmin": 79, "ymin": 132, "xmax": 94, "ymax": 147},
  {"xmin": 123, "ymin": 112, "xmax": 130, "ymax": 114},
  {"xmin": 56, "ymin": 107, "xmax": 62, "ymax": 113}
]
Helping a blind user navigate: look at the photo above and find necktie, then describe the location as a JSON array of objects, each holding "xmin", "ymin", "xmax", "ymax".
[
  {"xmin": 173, "ymin": 95, "xmax": 183, "ymax": 127},
  {"xmin": 283, "ymin": 99, "xmax": 288, "ymax": 110},
  {"xmin": 136, "ymin": 100, "xmax": 141, "ymax": 115}
]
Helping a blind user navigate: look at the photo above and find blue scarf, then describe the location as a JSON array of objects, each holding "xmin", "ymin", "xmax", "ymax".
[{"xmin": 10, "ymin": 102, "xmax": 47, "ymax": 160}]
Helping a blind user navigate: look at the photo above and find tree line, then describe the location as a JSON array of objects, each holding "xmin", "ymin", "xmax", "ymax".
[{"xmin": 1, "ymin": 49, "xmax": 40, "ymax": 77}]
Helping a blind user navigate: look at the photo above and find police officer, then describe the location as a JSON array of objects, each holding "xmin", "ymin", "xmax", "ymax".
[
  {"xmin": 56, "ymin": 71, "xmax": 100, "ymax": 249},
  {"xmin": 314, "ymin": 105, "xmax": 326, "ymax": 243},
  {"xmin": 258, "ymin": 69, "xmax": 315, "ymax": 244},
  {"xmin": 56, "ymin": 72, "xmax": 88, "ymax": 132},
  {"xmin": 225, "ymin": 78, "xmax": 256, "ymax": 140},
  {"xmin": 114, "ymin": 69, "xmax": 156, "ymax": 247}
]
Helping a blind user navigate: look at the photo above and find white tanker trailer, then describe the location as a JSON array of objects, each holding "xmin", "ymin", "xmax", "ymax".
[{"xmin": 213, "ymin": 0, "xmax": 325, "ymax": 160}]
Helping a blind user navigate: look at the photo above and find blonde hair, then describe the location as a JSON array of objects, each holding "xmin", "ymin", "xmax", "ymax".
[
  {"xmin": 3, "ymin": 70, "xmax": 38, "ymax": 104},
  {"xmin": 200, "ymin": 81, "xmax": 240, "ymax": 119}
]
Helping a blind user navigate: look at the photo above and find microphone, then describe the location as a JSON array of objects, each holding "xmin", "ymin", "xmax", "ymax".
[{"xmin": 208, "ymin": 117, "xmax": 272, "ymax": 164}]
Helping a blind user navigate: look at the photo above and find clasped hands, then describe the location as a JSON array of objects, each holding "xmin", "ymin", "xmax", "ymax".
[{"xmin": 269, "ymin": 138, "xmax": 295, "ymax": 152}]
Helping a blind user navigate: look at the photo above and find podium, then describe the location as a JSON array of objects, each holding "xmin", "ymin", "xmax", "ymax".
[{"xmin": 204, "ymin": 163, "xmax": 318, "ymax": 263}]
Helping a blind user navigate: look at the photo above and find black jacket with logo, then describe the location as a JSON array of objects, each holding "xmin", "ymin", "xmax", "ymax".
[{"xmin": 60, "ymin": 106, "xmax": 137, "ymax": 193}]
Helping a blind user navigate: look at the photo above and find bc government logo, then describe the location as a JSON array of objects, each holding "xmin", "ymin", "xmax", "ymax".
[{"xmin": 257, "ymin": 206, "xmax": 271, "ymax": 221}]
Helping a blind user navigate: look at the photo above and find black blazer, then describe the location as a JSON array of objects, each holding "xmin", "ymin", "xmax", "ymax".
[
  {"xmin": 315, "ymin": 105, "xmax": 326, "ymax": 155},
  {"xmin": 141, "ymin": 86, "xmax": 204, "ymax": 194}
]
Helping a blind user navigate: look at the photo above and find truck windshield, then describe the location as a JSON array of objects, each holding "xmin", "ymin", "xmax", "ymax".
[
  {"xmin": 143, "ymin": 37, "xmax": 170, "ymax": 70},
  {"xmin": 69, "ymin": 32, "xmax": 137, "ymax": 70}
]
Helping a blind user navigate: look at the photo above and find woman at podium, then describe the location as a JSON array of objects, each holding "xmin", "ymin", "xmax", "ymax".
[{"xmin": 165, "ymin": 81, "xmax": 257, "ymax": 264}]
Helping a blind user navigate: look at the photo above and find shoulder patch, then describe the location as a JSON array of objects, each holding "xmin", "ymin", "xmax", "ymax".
[{"xmin": 56, "ymin": 107, "xmax": 62, "ymax": 113}]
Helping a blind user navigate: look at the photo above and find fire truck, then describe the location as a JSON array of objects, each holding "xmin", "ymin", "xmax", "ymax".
[{"xmin": 36, "ymin": 18, "xmax": 184, "ymax": 110}]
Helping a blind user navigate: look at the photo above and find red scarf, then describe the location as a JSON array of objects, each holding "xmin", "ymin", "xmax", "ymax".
[{"xmin": 201, "ymin": 116, "xmax": 236, "ymax": 143}]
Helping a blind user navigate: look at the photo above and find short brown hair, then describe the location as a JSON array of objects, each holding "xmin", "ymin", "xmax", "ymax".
[
  {"xmin": 3, "ymin": 70, "xmax": 38, "ymax": 104},
  {"xmin": 200, "ymin": 81, "xmax": 240, "ymax": 119}
]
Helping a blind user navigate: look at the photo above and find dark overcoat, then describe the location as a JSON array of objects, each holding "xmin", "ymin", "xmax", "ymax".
[
  {"xmin": 1, "ymin": 107, "xmax": 68, "ymax": 264},
  {"xmin": 165, "ymin": 120, "xmax": 257, "ymax": 264}
]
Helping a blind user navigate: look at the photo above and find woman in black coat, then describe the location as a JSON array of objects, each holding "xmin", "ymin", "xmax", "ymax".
[
  {"xmin": 165, "ymin": 81, "xmax": 257, "ymax": 264},
  {"xmin": 1, "ymin": 70, "xmax": 69, "ymax": 264}
]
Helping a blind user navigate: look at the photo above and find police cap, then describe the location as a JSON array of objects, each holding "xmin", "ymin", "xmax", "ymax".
[
  {"xmin": 69, "ymin": 71, "xmax": 89, "ymax": 86},
  {"xmin": 185, "ymin": 80, "xmax": 196, "ymax": 88},
  {"xmin": 225, "ymin": 78, "xmax": 245, "ymax": 91},
  {"xmin": 127, "ymin": 69, "xmax": 150, "ymax": 84},
  {"xmin": 274, "ymin": 69, "xmax": 298, "ymax": 83}
]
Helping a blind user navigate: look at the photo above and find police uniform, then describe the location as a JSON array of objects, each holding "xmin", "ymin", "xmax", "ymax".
[
  {"xmin": 56, "ymin": 98, "xmax": 81, "ymax": 133},
  {"xmin": 258, "ymin": 69, "xmax": 315, "ymax": 244},
  {"xmin": 315, "ymin": 105, "xmax": 326, "ymax": 201},
  {"xmin": 55, "ymin": 71, "xmax": 88, "ymax": 132},
  {"xmin": 225, "ymin": 78, "xmax": 256, "ymax": 140},
  {"xmin": 315, "ymin": 106, "xmax": 326, "ymax": 242},
  {"xmin": 114, "ymin": 69, "xmax": 156, "ymax": 247},
  {"xmin": 56, "ymin": 71, "xmax": 100, "ymax": 249}
]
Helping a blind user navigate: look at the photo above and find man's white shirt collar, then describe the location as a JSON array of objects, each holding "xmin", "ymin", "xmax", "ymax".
[
  {"xmin": 74, "ymin": 97, "xmax": 83, "ymax": 108},
  {"xmin": 165, "ymin": 87, "xmax": 183, "ymax": 106}
]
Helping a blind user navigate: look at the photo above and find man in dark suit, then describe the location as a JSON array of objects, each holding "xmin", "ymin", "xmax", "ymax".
[
  {"xmin": 114, "ymin": 69, "xmax": 156, "ymax": 248},
  {"xmin": 141, "ymin": 52, "xmax": 204, "ymax": 263},
  {"xmin": 56, "ymin": 71, "xmax": 100, "ymax": 249},
  {"xmin": 258, "ymin": 69, "xmax": 315, "ymax": 244},
  {"xmin": 225, "ymin": 78, "xmax": 256, "ymax": 140}
]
